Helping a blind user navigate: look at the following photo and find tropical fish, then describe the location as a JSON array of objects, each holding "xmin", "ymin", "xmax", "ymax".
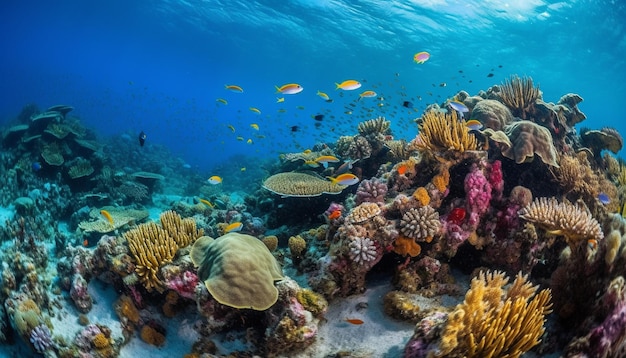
[
  {"xmin": 240, "ymin": 167, "xmax": 246, "ymax": 172},
  {"xmin": 275, "ymin": 83, "xmax": 303, "ymax": 95},
  {"xmin": 315, "ymin": 155, "xmax": 340, "ymax": 164},
  {"xmin": 413, "ymin": 51, "xmax": 430, "ymax": 64},
  {"xmin": 327, "ymin": 173, "xmax": 360, "ymax": 186},
  {"xmin": 335, "ymin": 80, "xmax": 362, "ymax": 91},
  {"xmin": 296, "ymin": 105, "xmax": 306, "ymax": 110},
  {"xmin": 328, "ymin": 210, "xmax": 342, "ymax": 220},
  {"xmin": 335, "ymin": 159, "xmax": 358, "ymax": 176},
  {"xmin": 447, "ymin": 207, "xmax": 466, "ymax": 225},
  {"xmin": 224, "ymin": 222, "xmax": 243, "ymax": 233},
  {"xmin": 598, "ymin": 192, "xmax": 611, "ymax": 205},
  {"xmin": 290, "ymin": 125, "xmax": 300, "ymax": 132},
  {"xmin": 247, "ymin": 139, "xmax": 253, "ymax": 144},
  {"xmin": 314, "ymin": 114, "xmax": 324, "ymax": 121},
  {"xmin": 449, "ymin": 101, "xmax": 469, "ymax": 118},
  {"xmin": 236, "ymin": 136, "xmax": 245, "ymax": 141},
  {"xmin": 138, "ymin": 131, "xmax": 147, "ymax": 147},
  {"xmin": 402, "ymin": 101, "xmax": 413, "ymax": 108},
  {"xmin": 588, "ymin": 239, "xmax": 598, "ymax": 250},
  {"xmin": 465, "ymin": 119, "xmax": 483, "ymax": 131},
  {"xmin": 199, "ymin": 198, "xmax": 214, "ymax": 208},
  {"xmin": 208, "ymin": 175, "xmax": 222, "ymax": 185},
  {"xmin": 216, "ymin": 98, "xmax": 228, "ymax": 105},
  {"xmin": 225, "ymin": 84, "xmax": 244, "ymax": 93},
  {"xmin": 397, "ymin": 164, "xmax": 408, "ymax": 175},
  {"xmin": 250, "ymin": 123, "xmax": 259, "ymax": 130},
  {"xmin": 317, "ymin": 90, "xmax": 331, "ymax": 101},
  {"xmin": 227, "ymin": 125, "xmax": 236, "ymax": 133},
  {"xmin": 276, "ymin": 97, "xmax": 285, "ymax": 103},
  {"xmin": 31, "ymin": 161, "xmax": 42, "ymax": 171},
  {"xmin": 249, "ymin": 107, "xmax": 261, "ymax": 114},
  {"xmin": 359, "ymin": 90, "xmax": 377, "ymax": 99},
  {"xmin": 303, "ymin": 160, "xmax": 320, "ymax": 168},
  {"xmin": 100, "ymin": 210, "xmax": 114, "ymax": 225},
  {"xmin": 345, "ymin": 318, "xmax": 364, "ymax": 325},
  {"xmin": 303, "ymin": 149, "xmax": 312, "ymax": 154}
]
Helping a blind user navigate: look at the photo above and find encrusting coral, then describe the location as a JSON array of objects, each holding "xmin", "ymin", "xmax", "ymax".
[
  {"xmin": 518, "ymin": 197, "xmax": 604, "ymax": 246},
  {"xmin": 263, "ymin": 172, "xmax": 346, "ymax": 197},
  {"xmin": 435, "ymin": 271, "xmax": 552, "ymax": 358},
  {"xmin": 190, "ymin": 232, "xmax": 284, "ymax": 310}
]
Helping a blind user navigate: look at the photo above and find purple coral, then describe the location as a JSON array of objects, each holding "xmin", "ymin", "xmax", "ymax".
[
  {"xmin": 30, "ymin": 324, "xmax": 53, "ymax": 353},
  {"xmin": 70, "ymin": 273, "xmax": 93, "ymax": 313},
  {"xmin": 356, "ymin": 178, "xmax": 388, "ymax": 205},
  {"xmin": 464, "ymin": 165, "xmax": 492, "ymax": 230}
]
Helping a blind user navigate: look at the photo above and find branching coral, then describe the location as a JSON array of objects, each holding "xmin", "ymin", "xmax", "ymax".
[
  {"xmin": 400, "ymin": 206, "xmax": 440, "ymax": 242},
  {"xmin": 348, "ymin": 237, "xmax": 378, "ymax": 265},
  {"xmin": 159, "ymin": 210, "xmax": 204, "ymax": 248},
  {"xmin": 412, "ymin": 110, "xmax": 479, "ymax": 153},
  {"xmin": 551, "ymin": 152, "xmax": 600, "ymax": 199},
  {"xmin": 498, "ymin": 75, "xmax": 541, "ymax": 120},
  {"xmin": 518, "ymin": 197, "xmax": 604, "ymax": 246},
  {"xmin": 437, "ymin": 271, "xmax": 552, "ymax": 358}
]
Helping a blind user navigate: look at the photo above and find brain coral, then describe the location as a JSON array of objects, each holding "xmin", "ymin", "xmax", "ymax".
[
  {"xmin": 400, "ymin": 206, "xmax": 441, "ymax": 241},
  {"xmin": 502, "ymin": 120, "xmax": 559, "ymax": 167},
  {"xmin": 263, "ymin": 172, "xmax": 346, "ymax": 197},
  {"xmin": 190, "ymin": 233, "xmax": 284, "ymax": 310}
]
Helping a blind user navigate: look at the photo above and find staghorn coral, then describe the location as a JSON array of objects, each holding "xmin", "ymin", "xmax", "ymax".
[
  {"xmin": 412, "ymin": 110, "xmax": 479, "ymax": 153},
  {"xmin": 518, "ymin": 197, "xmax": 604, "ymax": 246},
  {"xmin": 348, "ymin": 237, "xmax": 378, "ymax": 265},
  {"xmin": 400, "ymin": 206, "xmax": 440, "ymax": 242},
  {"xmin": 190, "ymin": 233, "xmax": 284, "ymax": 310},
  {"xmin": 497, "ymin": 75, "xmax": 541, "ymax": 120},
  {"xmin": 470, "ymin": 99, "xmax": 513, "ymax": 131},
  {"xmin": 124, "ymin": 222, "xmax": 179, "ymax": 292},
  {"xmin": 502, "ymin": 120, "xmax": 559, "ymax": 167},
  {"xmin": 346, "ymin": 202, "xmax": 382, "ymax": 224},
  {"xmin": 263, "ymin": 172, "xmax": 346, "ymax": 197},
  {"xmin": 436, "ymin": 271, "xmax": 552, "ymax": 358}
]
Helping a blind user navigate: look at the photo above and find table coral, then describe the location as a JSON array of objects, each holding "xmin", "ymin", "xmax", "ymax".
[{"xmin": 190, "ymin": 233, "xmax": 284, "ymax": 310}]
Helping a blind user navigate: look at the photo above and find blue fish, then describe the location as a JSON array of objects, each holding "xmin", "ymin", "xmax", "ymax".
[
  {"xmin": 449, "ymin": 101, "xmax": 469, "ymax": 118},
  {"xmin": 32, "ymin": 162, "xmax": 42, "ymax": 171},
  {"xmin": 598, "ymin": 192, "xmax": 610, "ymax": 205}
]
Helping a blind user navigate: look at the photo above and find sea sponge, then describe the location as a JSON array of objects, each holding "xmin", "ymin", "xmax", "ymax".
[
  {"xmin": 412, "ymin": 187, "xmax": 430, "ymax": 207},
  {"xmin": 400, "ymin": 206, "xmax": 441, "ymax": 242},
  {"xmin": 432, "ymin": 165, "xmax": 451, "ymax": 193},
  {"xmin": 263, "ymin": 172, "xmax": 346, "ymax": 197},
  {"xmin": 502, "ymin": 120, "xmax": 559, "ymax": 167},
  {"xmin": 140, "ymin": 325, "xmax": 165, "ymax": 347},
  {"xmin": 605, "ymin": 230, "xmax": 622, "ymax": 265},
  {"xmin": 393, "ymin": 235, "xmax": 422, "ymax": 257},
  {"xmin": 91, "ymin": 332, "xmax": 110, "ymax": 349},
  {"xmin": 295, "ymin": 289, "xmax": 328, "ymax": 317},
  {"xmin": 346, "ymin": 202, "xmax": 381, "ymax": 224},
  {"xmin": 470, "ymin": 99, "xmax": 513, "ymax": 131},
  {"xmin": 262, "ymin": 235, "xmax": 279, "ymax": 252},
  {"xmin": 288, "ymin": 235, "xmax": 307, "ymax": 257},
  {"xmin": 190, "ymin": 233, "xmax": 284, "ymax": 310},
  {"xmin": 113, "ymin": 295, "xmax": 140, "ymax": 325}
]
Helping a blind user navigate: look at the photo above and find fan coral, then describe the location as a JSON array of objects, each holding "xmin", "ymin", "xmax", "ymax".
[
  {"xmin": 497, "ymin": 75, "xmax": 541, "ymax": 120},
  {"xmin": 502, "ymin": 120, "xmax": 559, "ymax": 167},
  {"xmin": 436, "ymin": 271, "xmax": 552, "ymax": 358},
  {"xmin": 263, "ymin": 172, "xmax": 346, "ymax": 197},
  {"xmin": 346, "ymin": 202, "xmax": 382, "ymax": 224},
  {"xmin": 518, "ymin": 197, "xmax": 604, "ymax": 246},
  {"xmin": 412, "ymin": 110, "xmax": 479, "ymax": 153},
  {"xmin": 29, "ymin": 324, "xmax": 53, "ymax": 353},
  {"xmin": 400, "ymin": 206, "xmax": 440, "ymax": 242},
  {"xmin": 348, "ymin": 237, "xmax": 378, "ymax": 264},
  {"xmin": 356, "ymin": 178, "xmax": 388, "ymax": 204}
]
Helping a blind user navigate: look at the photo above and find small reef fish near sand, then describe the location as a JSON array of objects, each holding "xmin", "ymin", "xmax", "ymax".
[
  {"xmin": 327, "ymin": 173, "xmax": 360, "ymax": 186},
  {"xmin": 275, "ymin": 83, "xmax": 304, "ymax": 94},
  {"xmin": 345, "ymin": 318, "xmax": 364, "ymax": 325},
  {"xmin": 413, "ymin": 51, "xmax": 430, "ymax": 64},
  {"xmin": 335, "ymin": 80, "xmax": 362, "ymax": 91},
  {"xmin": 100, "ymin": 210, "xmax": 114, "ymax": 225},
  {"xmin": 225, "ymin": 84, "xmax": 244, "ymax": 93},
  {"xmin": 224, "ymin": 222, "xmax": 243, "ymax": 233},
  {"xmin": 208, "ymin": 175, "xmax": 222, "ymax": 185},
  {"xmin": 198, "ymin": 198, "xmax": 214, "ymax": 208}
]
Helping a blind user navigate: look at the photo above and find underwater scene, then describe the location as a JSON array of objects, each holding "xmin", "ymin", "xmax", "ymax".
[{"xmin": 1, "ymin": 0, "xmax": 626, "ymax": 357}]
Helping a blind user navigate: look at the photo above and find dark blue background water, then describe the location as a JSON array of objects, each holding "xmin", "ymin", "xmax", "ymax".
[{"xmin": 1, "ymin": 0, "xmax": 625, "ymax": 173}]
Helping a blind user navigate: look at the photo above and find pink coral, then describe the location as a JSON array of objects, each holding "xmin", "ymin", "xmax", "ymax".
[
  {"xmin": 165, "ymin": 270, "xmax": 199, "ymax": 300},
  {"xmin": 70, "ymin": 274, "xmax": 92, "ymax": 313},
  {"xmin": 356, "ymin": 178, "xmax": 388, "ymax": 204},
  {"xmin": 488, "ymin": 160, "xmax": 504, "ymax": 201},
  {"xmin": 464, "ymin": 165, "xmax": 492, "ymax": 230}
]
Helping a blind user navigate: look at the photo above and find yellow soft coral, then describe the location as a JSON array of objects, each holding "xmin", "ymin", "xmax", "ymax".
[
  {"xmin": 437, "ymin": 271, "xmax": 552, "ymax": 358},
  {"xmin": 412, "ymin": 110, "xmax": 479, "ymax": 153}
]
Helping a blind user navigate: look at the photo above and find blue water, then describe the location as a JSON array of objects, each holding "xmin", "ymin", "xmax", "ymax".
[{"xmin": 1, "ymin": 0, "xmax": 625, "ymax": 172}]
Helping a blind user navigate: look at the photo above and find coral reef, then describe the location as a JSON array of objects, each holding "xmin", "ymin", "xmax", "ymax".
[{"xmin": 263, "ymin": 172, "xmax": 346, "ymax": 197}]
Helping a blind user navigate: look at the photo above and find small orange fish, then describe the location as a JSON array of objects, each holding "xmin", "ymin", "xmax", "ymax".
[
  {"xmin": 100, "ymin": 209, "xmax": 114, "ymax": 225},
  {"xmin": 397, "ymin": 164, "xmax": 408, "ymax": 175},
  {"xmin": 328, "ymin": 210, "xmax": 342, "ymax": 220},
  {"xmin": 83, "ymin": 239, "xmax": 89, "ymax": 247},
  {"xmin": 588, "ymin": 239, "xmax": 598, "ymax": 250},
  {"xmin": 345, "ymin": 318, "xmax": 364, "ymax": 325}
]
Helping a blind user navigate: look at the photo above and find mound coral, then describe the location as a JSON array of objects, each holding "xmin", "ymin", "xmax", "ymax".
[
  {"xmin": 436, "ymin": 271, "xmax": 552, "ymax": 358},
  {"xmin": 470, "ymin": 99, "xmax": 513, "ymax": 131},
  {"xmin": 263, "ymin": 172, "xmax": 346, "ymax": 197},
  {"xmin": 190, "ymin": 233, "xmax": 284, "ymax": 310},
  {"xmin": 400, "ymin": 206, "xmax": 440, "ymax": 242},
  {"xmin": 502, "ymin": 120, "xmax": 559, "ymax": 167},
  {"xmin": 518, "ymin": 197, "xmax": 603, "ymax": 246}
]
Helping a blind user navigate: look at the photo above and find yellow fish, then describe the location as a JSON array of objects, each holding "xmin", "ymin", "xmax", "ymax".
[
  {"xmin": 315, "ymin": 155, "xmax": 340, "ymax": 164},
  {"xmin": 335, "ymin": 80, "xmax": 362, "ymax": 91},
  {"xmin": 240, "ymin": 167, "xmax": 246, "ymax": 172},
  {"xmin": 275, "ymin": 83, "xmax": 303, "ymax": 95},
  {"xmin": 276, "ymin": 97, "xmax": 285, "ymax": 103},
  {"xmin": 216, "ymin": 98, "xmax": 228, "ymax": 105},
  {"xmin": 227, "ymin": 124, "xmax": 235, "ymax": 133},
  {"xmin": 225, "ymin": 84, "xmax": 244, "ymax": 93},
  {"xmin": 199, "ymin": 198, "xmax": 214, "ymax": 208},
  {"xmin": 317, "ymin": 90, "xmax": 330, "ymax": 101},
  {"xmin": 100, "ymin": 210, "xmax": 114, "ymax": 225},
  {"xmin": 208, "ymin": 175, "xmax": 222, "ymax": 185},
  {"xmin": 250, "ymin": 123, "xmax": 259, "ymax": 130},
  {"xmin": 249, "ymin": 107, "xmax": 261, "ymax": 114},
  {"xmin": 303, "ymin": 160, "xmax": 320, "ymax": 167},
  {"xmin": 247, "ymin": 139, "xmax": 253, "ymax": 144},
  {"xmin": 277, "ymin": 108, "xmax": 287, "ymax": 113},
  {"xmin": 359, "ymin": 90, "xmax": 377, "ymax": 99},
  {"xmin": 224, "ymin": 222, "xmax": 243, "ymax": 233},
  {"xmin": 236, "ymin": 136, "xmax": 244, "ymax": 141}
]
